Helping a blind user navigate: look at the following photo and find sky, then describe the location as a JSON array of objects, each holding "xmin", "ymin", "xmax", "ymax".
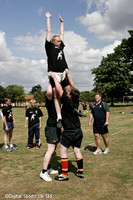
[{"xmin": 0, "ymin": 0, "xmax": 133, "ymax": 93}]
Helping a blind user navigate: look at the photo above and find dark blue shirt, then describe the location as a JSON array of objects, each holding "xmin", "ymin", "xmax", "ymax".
[{"xmin": 91, "ymin": 101, "xmax": 110, "ymax": 125}]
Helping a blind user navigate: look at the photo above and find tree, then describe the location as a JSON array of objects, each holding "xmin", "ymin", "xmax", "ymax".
[
  {"xmin": 0, "ymin": 86, "xmax": 7, "ymax": 104},
  {"xmin": 6, "ymin": 85, "xmax": 25, "ymax": 104},
  {"xmin": 92, "ymin": 55, "xmax": 132, "ymax": 106},
  {"xmin": 92, "ymin": 31, "xmax": 133, "ymax": 106},
  {"xmin": 33, "ymin": 91, "xmax": 46, "ymax": 104},
  {"xmin": 30, "ymin": 84, "xmax": 42, "ymax": 94},
  {"xmin": 79, "ymin": 91, "xmax": 95, "ymax": 102}
]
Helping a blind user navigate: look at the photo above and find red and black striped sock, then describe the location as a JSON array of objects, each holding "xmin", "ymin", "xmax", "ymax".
[{"xmin": 61, "ymin": 158, "xmax": 68, "ymax": 176}]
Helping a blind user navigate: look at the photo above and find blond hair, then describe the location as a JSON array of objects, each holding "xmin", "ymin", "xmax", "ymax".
[
  {"xmin": 30, "ymin": 99, "xmax": 36, "ymax": 103},
  {"xmin": 51, "ymin": 35, "xmax": 60, "ymax": 42}
]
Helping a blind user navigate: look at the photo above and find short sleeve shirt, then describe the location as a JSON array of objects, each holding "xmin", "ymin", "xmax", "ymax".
[
  {"xmin": 2, "ymin": 105, "xmax": 13, "ymax": 123},
  {"xmin": 45, "ymin": 40, "xmax": 68, "ymax": 72},
  {"xmin": 61, "ymin": 92, "xmax": 81, "ymax": 129},
  {"xmin": 26, "ymin": 107, "xmax": 43, "ymax": 128},
  {"xmin": 91, "ymin": 101, "xmax": 110, "ymax": 125}
]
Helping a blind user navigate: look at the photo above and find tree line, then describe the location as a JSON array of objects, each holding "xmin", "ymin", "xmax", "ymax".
[{"xmin": 0, "ymin": 30, "xmax": 133, "ymax": 105}]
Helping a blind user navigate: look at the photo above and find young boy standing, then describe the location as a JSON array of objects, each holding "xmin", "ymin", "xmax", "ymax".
[{"xmin": 2, "ymin": 98, "xmax": 17, "ymax": 152}]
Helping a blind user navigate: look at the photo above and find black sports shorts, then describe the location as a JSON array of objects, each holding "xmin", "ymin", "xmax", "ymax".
[
  {"xmin": 93, "ymin": 123, "xmax": 108, "ymax": 135},
  {"xmin": 50, "ymin": 76, "xmax": 69, "ymax": 88},
  {"xmin": 61, "ymin": 128, "xmax": 83, "ymax": 148},
  {"xmin": 45, "ymin": 126, "xmax": 61, "ymax": 144}
]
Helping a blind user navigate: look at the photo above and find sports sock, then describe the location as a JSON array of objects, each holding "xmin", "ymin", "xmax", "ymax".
[
  {"xmin": 42, "ymin": 169, "xmax": 47, "ymax": 173},
  {"xmin": 10, "ymin": 144, "xmax": 14, "ymax": 148},
  {"xmin": 48, "ymin": 164, "xmax": 51, "ymax": 169},
  {"xmin": 61, "ymin": 158, "xmax": 68, "ymax": 176},
  {"xmin": 76, "ymin": 157, "xmax": 83, "ymax": 173}
]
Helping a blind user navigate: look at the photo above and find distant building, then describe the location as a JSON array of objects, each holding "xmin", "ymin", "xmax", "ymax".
[{"xmin": 25, "ymin": 94, "xmax": 34, "ymax": 106}]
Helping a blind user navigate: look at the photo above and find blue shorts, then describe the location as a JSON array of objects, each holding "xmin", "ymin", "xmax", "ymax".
[{"xmin": 3, "ymin": 122, "xmax": 14, "ymax": 131}]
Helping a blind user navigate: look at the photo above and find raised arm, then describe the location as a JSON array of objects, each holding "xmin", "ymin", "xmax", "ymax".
[
  {"xmin": 45, "ymin": 12, "xmax": 51, "ymax": 41},
  {"xmin": 65, "ymin": 69, "xmax": 75, "ymax": 88},
  {"xmin": 59, "ymin": 14, "xmax": 64, "ymax": 42}
]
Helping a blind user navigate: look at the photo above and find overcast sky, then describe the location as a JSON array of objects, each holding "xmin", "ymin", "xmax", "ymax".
[{"xmin": 0, "ymin": 0, "xmax": 133, "ymax": 93}]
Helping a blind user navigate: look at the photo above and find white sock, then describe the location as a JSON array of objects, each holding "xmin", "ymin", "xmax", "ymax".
[
  {"xmin": 10, "ymin": 144, "xmax": 13, "ymax": 148},
  {"xmin": 5, "ymin": 145, "xmax": 8, "ymax": 149}
]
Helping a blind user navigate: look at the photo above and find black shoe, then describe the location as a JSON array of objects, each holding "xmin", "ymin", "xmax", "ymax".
[
  {"xmin": 57, "ymin": 119, "xmax": 62, "ymax": 128},
  {"xmin": 73, "ymin": 109, "xmax": 87, "ymax": 117},
  {"xmin": 75, "ymin": 172, "xmax": 84, "ymax": 178},
  {"xmin": 55, "ymin": 174, "xmax": 69, "ymax": 181}
]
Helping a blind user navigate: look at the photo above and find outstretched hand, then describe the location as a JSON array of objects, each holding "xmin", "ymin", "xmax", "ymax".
[
  {"xmin": 59, "ymin": 13, "xmax": 63, "ymax": 22},
  {"xmin": 45, "ymin": 12, "xmax": 51, "ymax": 18}
]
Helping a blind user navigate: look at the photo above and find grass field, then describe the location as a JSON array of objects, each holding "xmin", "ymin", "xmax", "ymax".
[{"xmin": 0, "ymin": 105, "xmax": 133, "ymax": 200}]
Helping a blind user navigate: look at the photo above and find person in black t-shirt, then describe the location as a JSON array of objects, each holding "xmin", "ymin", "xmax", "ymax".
[
  {"xmin": 51, "ymin": 73, "xmax": 84, "ymax": 181},
  {"xmin": 2, "ymin": 98, "xmax": 17, "ymax": 152},
  {"xmin": 40, "ymin": 94, "xmax": 61, "ymax": 182},
  {"xmin": 45, "ymin": 12, "xmax": 71, "ymax": 129},
  {"xmin": 89, "ymin": 93, "xmax": 110, "ymax": 155},
  {"xmin": 25, "ymin": 99, "xmax": 43, "ymax": 150}
]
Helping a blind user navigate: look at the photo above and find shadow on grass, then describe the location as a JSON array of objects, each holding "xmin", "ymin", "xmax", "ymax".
[
  {"xmin": 84, "ymin": 145, "xmax": 97, "ymax": 152},
  {"xmin": 0, "ymin": 143, "xmax": 4, "ymax": 149}
]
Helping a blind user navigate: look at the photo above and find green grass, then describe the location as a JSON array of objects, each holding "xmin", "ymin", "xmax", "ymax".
[{"xmin": 0, "ymin": 106, "xmax": 133, "ymax": 200}]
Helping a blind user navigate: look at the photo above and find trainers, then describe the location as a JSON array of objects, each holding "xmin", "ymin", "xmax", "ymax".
[
  {"xmin": 40, "ymin": 171, "xmax": 52, "ymax": 182},
  {"xmin": 57, "ymin": 119, "xmax": 62, "ymax": 128},
  {"xmin": 10, "ymin": 146, "xmax": 18, "ymax": 150},
  {"xmin": 47, "ymin": 168, "xmax": 58, "ymax": 175},
  {"xmin": 25, "ymin": 146, "xmax": 31, "ymax": 150},
  {"xmin": 93, "ymin": 149, "xmax": 102, "ymax": 155},
  {"xmin": 35, "ymin": 146, "xmax": 39, "ymax": 150},
  {"xmin": 55, "ymin": 174, "xmax": 69, "ymax": 181},
  {"xmin": 103, "ymin": 148, "xmax": 110, "ymax": 154},
  {"xmin": 5, "ymin": 147, "xmax": 12, "ymax": 152},
  {"xmin": 75, "ymin": 172, "xmax": 84, "ymax": 178}
]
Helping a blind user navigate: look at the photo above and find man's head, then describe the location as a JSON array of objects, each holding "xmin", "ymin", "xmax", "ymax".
[
  {"xmin": 30, "ymin": 99, "xmax": 36, "ymax": 107},
  {"xmin": 67, "ymin": 87, "xmax": 80, "ymax": 104},
  {"xmin": 51, "ymin": 35, "xmax": 61, "ymax": 47},
  {"xmin": 95, "ymin": 93, "xmax": 102, "ymax": 103},
  {"xmin": 5, "ymin": 98, "xmax": 11, "ymax": 106}
]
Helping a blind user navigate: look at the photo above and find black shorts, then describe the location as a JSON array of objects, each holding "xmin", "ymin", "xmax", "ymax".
[
  {"xmin": 61, "ymin": 128, "xmax": 83, "ymax": 148},
  {"xmin": 93, "ymin": 124, "xmax": 108, "ymax": 135},
  {"xmin": 45, "ymin": 126, "xmax": 61, "ymax": 144},
  {"xmin": 50, "ymin": 76, "xmax": 69, "ymax": 88}
]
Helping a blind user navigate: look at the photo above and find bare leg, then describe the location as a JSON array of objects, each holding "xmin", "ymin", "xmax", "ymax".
[
  {"xmin": 43, "ymin": 144, "xmax": 56, "ymax": 170},
  {"xmin": 9, "ymin": 130, "xmax": 13, "ymax": 145},
  {"xmin": 46, "ymin": 83, "xmax": 53, "ymax": 100},
  {"xmin": 53, "ymin": 88, "xmax": 62, "ymax": 121},
  {"xmin": 4, "ymin": 131, "xmax": 8, "ymax": 147},
  {"xmin": 102, "ymin": 134, "xmax": 109, "ymax": 148},
  {"xmin": 94, "ymin": 133, "xmax": 101, "ymax": 149},
  {"xmin": 73, "ymin": 147, "xmax": 82, "ymax": 158}
]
